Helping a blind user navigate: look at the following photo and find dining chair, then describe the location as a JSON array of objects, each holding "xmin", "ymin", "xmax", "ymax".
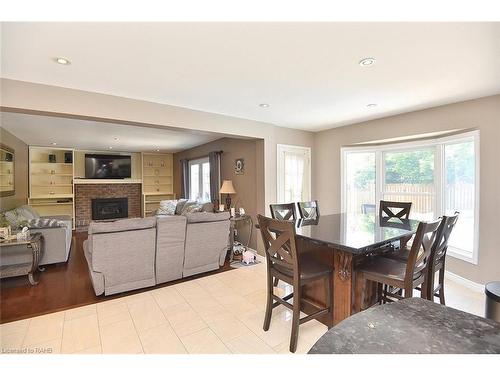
[
  {"xmin": 297, "ymin": 200, "xmax": 320, "ymax": 220},
  {"xmin": 354, "ymin": 218, "xmax": 441, "ymax": 310},
  {"xmin": 379, "ymin": 200, "xmax": 412, "ymax": 220},
  {"xmin": 426, "ymin": 212, "xmax": 459, "ymax": 305},
  {"xmin": 270, "ymin": 203, "xmax": 297, "ymax": 221},
  {"xmin": 257, "ymin": 214, "xmax": 332, "ymax": 353},
  {"xmin": 383, "ymin": 212, "xmax": 459, "ymax": 305}
]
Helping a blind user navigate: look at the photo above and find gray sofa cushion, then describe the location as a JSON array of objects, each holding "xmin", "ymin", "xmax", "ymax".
[
  {"xmin": 201, "ymin": 202, "xmax": 215, "ymax": 213},
  {"xmin": 88, "ymin": 217, "xmax": 156, "ymax": 234},
  {"xmin": 183, "ymin": 211, "xmax": 230, "ymax": 223}
]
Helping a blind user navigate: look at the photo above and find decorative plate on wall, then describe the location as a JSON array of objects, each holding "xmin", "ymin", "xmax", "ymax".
[{"xmin": 235, "ymin": 158, "xmax": 244, "ymax": 175}]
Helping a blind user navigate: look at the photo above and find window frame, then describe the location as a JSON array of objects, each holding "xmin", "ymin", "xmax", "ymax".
[
  {"xmin": 277, "ymin": 144, "xmax": 312, "ymax": 204},
  {"xmin": 341, "ymin": 130, "xmax": 480, "ymax": 264},
  {"xmin": 188, "ymin": 156, "xmax": 210, "ymax": 202}
]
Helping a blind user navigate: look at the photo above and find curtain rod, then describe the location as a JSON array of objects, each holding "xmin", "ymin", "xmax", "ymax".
[{"xmin": 179, "ymin": 150, "xmax": 223, "ymax": 162}]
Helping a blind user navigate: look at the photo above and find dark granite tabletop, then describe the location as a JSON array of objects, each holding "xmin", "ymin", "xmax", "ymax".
[
  {"xmin": 295, "ymin": 213, "xmax": 419, "ymax": 255},
  {"xmin": 308, "ymin": 298, "xmax": 500, "ymax": 354}
]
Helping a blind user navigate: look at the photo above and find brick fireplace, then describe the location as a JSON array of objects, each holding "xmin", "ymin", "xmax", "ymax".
[{"xmin": 74, "ymin": 183, "xmax": 141, "ymax": 228}]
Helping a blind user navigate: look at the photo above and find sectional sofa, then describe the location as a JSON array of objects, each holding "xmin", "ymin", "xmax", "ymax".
[{"xmin": 83, "ymin": 211, "xmax": 230, "ymax": 296}]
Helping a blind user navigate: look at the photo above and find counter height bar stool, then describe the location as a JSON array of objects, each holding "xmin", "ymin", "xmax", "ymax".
[
  {"xmin": 258, "ymin": 214, "xmax": 332, "ymax": 353},
  {"xmin": 355, "ymin": 219, "xmax": 441, "ymax": 310},
  {"xmin": 384, "ymin": 213, "xmax": 459, "ymax": 305},
  {"xmin": 298, "ymin": 200, "xmax": 320, "ymax": 220},
  {"xmin": 270, "ymin": 203, "xmax": 297, "ymax": 221}
]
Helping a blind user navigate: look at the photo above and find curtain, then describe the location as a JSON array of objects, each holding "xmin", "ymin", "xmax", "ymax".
[
  {"xmin": 208, "ymin": 151, "xmax": 222, "ymax": 204},
  {"xmin": 180, "ymin": 159, "xmax": 190, "ymax": 199}
]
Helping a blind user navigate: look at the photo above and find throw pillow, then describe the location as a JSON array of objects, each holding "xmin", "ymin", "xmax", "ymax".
[
  {"xmin": 157, "ymin": 199, "xmax": 177, "ymax": 216},
  {"xmin": 28, "ymin": 218, "xmax": 63, "ymax": 229},
  {"xmin": 201, "ymin": 202, "xmax": 214, "ymax": 213},
  {"xmin": 181, "ymin": 203, "xmax": 203, "ymax": 214},
  {"xmin": 175, "ymin": 199, "xmax": 189, "ymax": 215}
]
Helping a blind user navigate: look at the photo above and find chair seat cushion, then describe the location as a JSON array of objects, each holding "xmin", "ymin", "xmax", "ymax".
[
  {"xmin": 384, "ymin": 248, "xmax": 410, "ymax": 262},
  {"xmin": 358, "ymin": 257, "xmax": 407, "ymax": 282},
  {"xmin": 274, "ymin": 253, "xmax": 331, "ymax": 280}
]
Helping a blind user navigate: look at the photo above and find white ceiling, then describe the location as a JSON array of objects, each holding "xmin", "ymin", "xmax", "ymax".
[
  {"xmin": 1, "ymin": 22, "xmax": 500, "ymax": 131},
  {"xmin": 0, "ymin": 112, "xmax": 223, "ymax": 152}
]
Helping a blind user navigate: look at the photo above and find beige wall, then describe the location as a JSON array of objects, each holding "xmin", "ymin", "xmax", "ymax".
[
  {"xmin": 0, "ymin": 127, "xmax": 29, "ymax": 211},
  {"xmin": 173, "ymin": 137, "xmax": 259, "ymax": 249},
  {"xmin": 0, "ymin": 79, "xmax": 315, "ymax": 252},
  {"xmin": 313, "ymin": 95, "xmax": 500, "ymax": 284}
]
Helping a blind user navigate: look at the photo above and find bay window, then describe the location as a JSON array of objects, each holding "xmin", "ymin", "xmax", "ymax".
[{"xmin": 342, "ymin": 131, "xmax": 479, "ymax": 264}]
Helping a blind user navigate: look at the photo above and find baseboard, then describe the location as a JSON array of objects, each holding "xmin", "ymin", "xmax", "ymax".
[{"xmin": 445, "ymin": 270, "xmax": 484, "ymax": 294}]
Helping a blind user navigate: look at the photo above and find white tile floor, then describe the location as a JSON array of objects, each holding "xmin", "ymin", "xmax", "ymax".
[{"xmin": 0, "ymin": 261, "xmax": 485, "ymax": 355}]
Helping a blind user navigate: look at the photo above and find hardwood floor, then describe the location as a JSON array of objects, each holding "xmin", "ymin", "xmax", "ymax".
[{"xmin": 0, "ymin": 231, "xmax": 233, "ymax": 324}]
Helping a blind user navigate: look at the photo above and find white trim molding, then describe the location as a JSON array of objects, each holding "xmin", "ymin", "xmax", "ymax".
[{"xmin": 445, "ymin": 270, "xmax": 484, "ymax": 294}]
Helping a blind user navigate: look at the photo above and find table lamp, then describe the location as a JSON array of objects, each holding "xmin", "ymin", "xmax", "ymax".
[{"xmin": 219, "ymin": 180, "xmax": 236, "ymax": 209}]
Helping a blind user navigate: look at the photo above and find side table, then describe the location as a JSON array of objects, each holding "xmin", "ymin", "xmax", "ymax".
[
  {"xmin": 0, "ymin": 233, "xmax": 44, "ymax": 285},
  {"xmin": 229, "ymin": 214, "xmax": 253, "ymax": 262}
]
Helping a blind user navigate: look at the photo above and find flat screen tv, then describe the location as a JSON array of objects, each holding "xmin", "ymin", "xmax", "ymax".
[{"xmin": 85, "ymin": 154, "xmax": 131, "ymax": 179}]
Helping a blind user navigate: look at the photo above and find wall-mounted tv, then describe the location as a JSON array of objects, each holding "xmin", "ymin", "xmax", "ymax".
[{"xmin": 85, "ymin": 154, "xmax": 131, "ymax": 179}]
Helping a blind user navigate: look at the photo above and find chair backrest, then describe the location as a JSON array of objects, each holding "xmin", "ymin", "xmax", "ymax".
[
  {"xmin": 269, "ymin": 203, "xmax": 297, "ymax": 221},
  {"xmin": 405, "ymin": 219, "xmax": 441, "ymax": 295},
  {"xmin": 257, "ymin": 214, "xmax": 299, "ymax": 279},
  {"xmin": 379, "ymin": 200, "xmax": 412, "ymax": 220},
  {"xmin": 432, "ymin": 212, "xmax": 460, "ymax": 265},
  {"xmin": 297, "ymin": 200, "xmax": 320, "ymax": 220}
]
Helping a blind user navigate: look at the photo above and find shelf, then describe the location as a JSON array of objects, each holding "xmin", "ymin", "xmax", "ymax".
[
  {"xmin": 30, "ymin": 194, "xmax": 74, "ymax": 199},
  {"xmin": 144, "ymin": 183, "xmax": 172, "ymax": 186},
  {"xmin": 32, "ymin": 184, "xmax": 73, "ymax": 187},
  {"xmin": 145, "ymin": 200, "xmax": 163, "ymax": 203},
  {"xmin": 143, "ymin": 175, "xmax": 171, "ymax": 177},
  {"xmin": 29, "ymin": 202, "xmax": 73, "ymax": 206},
  {"xmin": 143, "ymin": 192, "xmax": 174, "ymax": 195},
  {"xmin": 31, "ymin": 173, "xmax": 73, "ymax": 176},
  {"xmin": 0, "ymin": 174, "xmax": 14, "ymax": 176},
  {"xmin": 31, "ymin": 162, "xmax": 73, "ymax": 165}
]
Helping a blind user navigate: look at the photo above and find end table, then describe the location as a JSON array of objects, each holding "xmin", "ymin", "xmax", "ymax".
[
  {"xmin": 229, "ymin": 214, "xmax": 253, "ymax": 262},
  {"xmin": 0, "ymin": 233, "xmax": 44, "ymax": 285}
]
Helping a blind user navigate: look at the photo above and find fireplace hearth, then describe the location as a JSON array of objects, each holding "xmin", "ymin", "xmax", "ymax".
[{"xmin": 92, "ymin": 198, "xmax": 128, "ymax": 220}]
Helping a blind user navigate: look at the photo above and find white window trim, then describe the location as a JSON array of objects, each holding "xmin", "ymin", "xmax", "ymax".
[
  {"xmin": 188, "ymin": 156, "xmax": 210, "ymax": 202},
  {"xmin": 277, "ymin": 144, "xmax": 312, "ymax": 204},
  {"xmin": 341, "ymin": 130, "xmax": 480, "ymax": 264}
]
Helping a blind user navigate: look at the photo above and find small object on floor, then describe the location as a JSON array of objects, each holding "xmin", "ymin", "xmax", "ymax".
[{"xmin": 242, "ymin": 249, "xmax": 256, "ymax": 265}]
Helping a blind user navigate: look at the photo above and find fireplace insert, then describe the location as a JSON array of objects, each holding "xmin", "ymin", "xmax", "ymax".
[{"xmin": 92, "ymin": 198, "xmax": 128, "ymax": 220}]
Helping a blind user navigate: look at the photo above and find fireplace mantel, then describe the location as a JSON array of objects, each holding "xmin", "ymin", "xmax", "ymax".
[{"xmin": 74, "ymin": 179, "xmax": 142, "ymax": 185}]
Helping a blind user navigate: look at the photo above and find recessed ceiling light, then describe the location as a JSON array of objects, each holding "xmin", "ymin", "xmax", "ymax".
[
  {"xmin": 109, "ymin": 146, "xmax": 113, "ymax": 150},
  {"xmin": 114, "ymin": 137, "xmax": 119, "ymax": 141},
  {"xmin": 359, "ymin": 58, "xmax": 376, "ymax": 67},
  {"xmin": 366, "ymin": 103, "xmax": 378, "ymax": 108},
  {"xmin": 259, "ymin": 103, "xmax": 270, "ymax": 108},
  {"xmin": 51, "ymin": 142, "xmax": 57, "ymax": 146},
  {"xmin": 156, "ymin": 149, "xmax": 160, "ymax": 152},
  {"xmin": 55, "ymin": 57, "xmax": 71, "ymax": 65}
]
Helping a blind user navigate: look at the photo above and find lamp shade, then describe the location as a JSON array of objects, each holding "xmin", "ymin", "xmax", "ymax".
[{"xmin": 219, "ymin": 180, "xmax": 236, "ymax": 194}]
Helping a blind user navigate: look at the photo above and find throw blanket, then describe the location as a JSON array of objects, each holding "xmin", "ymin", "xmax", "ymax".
[{"xmin": 28, "ymin": 218, "xmax": 64, "ymax": 229}]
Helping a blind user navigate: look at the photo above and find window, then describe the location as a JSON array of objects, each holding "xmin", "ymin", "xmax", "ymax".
[
  {"xmin": 277, "ymin": 144, "xmax": 311, "ymax": 203},
  {"xmin": 188, "ymin": 157, "xmax": 210, "ymax": 202},
  {"xmin": 342, "ymin": 131, "xmax": 479, "ymax": 264}
]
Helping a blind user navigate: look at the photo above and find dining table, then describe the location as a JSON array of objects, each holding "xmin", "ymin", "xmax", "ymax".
[{"xmin": 257, "ymin": 213, "xmax": 420, "ymax": 327}]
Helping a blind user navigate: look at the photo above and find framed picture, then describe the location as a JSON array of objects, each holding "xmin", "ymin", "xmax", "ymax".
[{"xmin": 235, "ymin": 158, "xmax": 244, "ymax": 175}]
